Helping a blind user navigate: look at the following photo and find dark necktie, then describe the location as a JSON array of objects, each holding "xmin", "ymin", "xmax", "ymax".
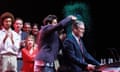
[
  {"xmin": 79, "ymin": 41, "xmax": 83, "ymax": 53},
  {"xmin": 79, "ymin": 40, "xmax": 85, "ymax": 62}
]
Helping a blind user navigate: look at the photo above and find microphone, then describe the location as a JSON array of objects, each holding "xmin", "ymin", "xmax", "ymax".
[
  {"xmin": 112, "ymin": 48, "xmax": 120, "ymax": 62},
  {"xmin": 107, "ymin": 48, "xmax": 119, "ymax": 63}
]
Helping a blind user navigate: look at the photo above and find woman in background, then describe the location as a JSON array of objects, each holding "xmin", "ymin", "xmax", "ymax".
[{"xmin": 21, "ymin": 34, "xmax": 38, "ymax": 72}]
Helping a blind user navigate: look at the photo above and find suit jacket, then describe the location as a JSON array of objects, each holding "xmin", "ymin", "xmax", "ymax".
[
  {"xmin": 21, "ymin": 31, "xmax": 28, "ymax": 40},
  {"xmin": 63, "ymin": 34, "xmax": 100, "ymax": 72},
  {"xmin": 35, "ymin": 17, "xmax": 72, "ymax": 63}
]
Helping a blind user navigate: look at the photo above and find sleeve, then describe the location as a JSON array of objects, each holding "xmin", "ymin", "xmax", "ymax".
[
  {"xmin": 12, "ymin": 32, "xmax": 21, "ymax": 52},
  {"xmin": 81, "ymin": 40, "xmax": 100, "ymax": 66},
  {"xmin": 22, "ymin": 48, "xmax": 34, "ymax": 62},
  {"xmin": 42, "ymin": 16, "xmax": 72, "ymax": 36},
  {"xmin": 0, "ymin": 31, "xmax": 5, "ymax": 50},
  {"xmin": 63, "ymin": 39, "xmax": 88, "ymax": 68},
  {"xmin": 83, "ymin": 48, "xmax": 100, "ymax": 66},
  {"xmin": 0, "ymin": 39, "xmax": 5, "ymax": 51}
]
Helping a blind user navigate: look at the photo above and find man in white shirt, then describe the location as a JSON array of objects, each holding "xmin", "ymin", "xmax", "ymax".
[
  {"xmin": 13, "ymin": 17, "xmax": 28, "ymax": 72},
  {"xmin": 0, "ymin": 12, "xmax": 21, "ymax": 72}
]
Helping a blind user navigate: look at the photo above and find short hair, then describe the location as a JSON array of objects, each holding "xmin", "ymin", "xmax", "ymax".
[
  {"xmin": 43, "ymin": 14, "xmax": 57, "ymax": 25},
  {"xmin": 23, "ymin": 22, "xmax": 31, "ymax": 27},
  {"xmin": 15, "ymin": 17, "xmax": 23, "ymax": 22},
  {"xmin": 72, "ymin": 20, "xmax": 84, "ymax": 29},
  {"xmin": 0, "ymin": 12, "xmax": 15, "ymax": 25}
]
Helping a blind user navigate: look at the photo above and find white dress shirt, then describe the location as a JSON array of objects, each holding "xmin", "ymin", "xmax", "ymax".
[{"xmin": 0, "ymin": 28, "xmax": 21, "ymax": 55}]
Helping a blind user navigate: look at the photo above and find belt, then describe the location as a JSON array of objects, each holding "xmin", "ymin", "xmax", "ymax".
[
  {"xmin": 1, "ymin": 53, "xmax": 17, "ymax": 56},
  {"xmin": 17, "ymin": 58, "xmax": 23, "ymax": 60},
  {"xmin": 45, "ymin": 62, "xmax": 54, "ymax": 67},
  {"xmin": 35, "ymin": 60, "xmax": 54, "ymax": 67}
]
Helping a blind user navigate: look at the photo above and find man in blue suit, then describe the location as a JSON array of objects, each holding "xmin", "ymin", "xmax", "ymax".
[
  {"xmin": 62, "ymin": 20, "xmax": 100, "ymax": 72},
  {"xmin": 34, "ymin": 14, "xmax": 77, "ymax": 72}
]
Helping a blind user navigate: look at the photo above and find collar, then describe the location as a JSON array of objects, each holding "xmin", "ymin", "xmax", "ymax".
[
  {"xmin": 2, "ymin": 28, "xmax": 12, "ymax": 32},
  {"xmin": 17, "ymin": 30, "xmax": 22, "ymax": 35},
  {"xmin": 72, "ymin": 32, "xmax": 79, "ymax": 42}
]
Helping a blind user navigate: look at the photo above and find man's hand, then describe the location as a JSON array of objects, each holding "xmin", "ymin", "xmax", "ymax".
[
  {"xmin": 68, "ymin": 15, "xmax": 77, "ymax": 20},
  {"xmin": 86, "ymin": 64, "xmax": 96, "ymax": 71}
]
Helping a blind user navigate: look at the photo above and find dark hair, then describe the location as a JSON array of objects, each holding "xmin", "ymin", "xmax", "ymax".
[
  {"xmin": 24, "ymin": 22, "xmax": 31, "ymax": 25},
  {"xmin": 0, "ymin": 12, "xmax": 15, "ymax": 25},
  {"xmin": 15, "ymin": 17, "xmax": 23, "ymax": 22},
  {"xmin": 43, "ymin": 14, "xmax": 57, "ymax": 25}
]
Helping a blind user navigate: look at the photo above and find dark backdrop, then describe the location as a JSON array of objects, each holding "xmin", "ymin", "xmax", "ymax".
[{"xmin": 0, "ymin": 0, "xmax": 120, "ymax": 61}]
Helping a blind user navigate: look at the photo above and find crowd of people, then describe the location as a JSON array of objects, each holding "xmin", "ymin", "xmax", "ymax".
[{"xmin": 0, "ymin": 11, "xmax": 101, "ymax": 72}]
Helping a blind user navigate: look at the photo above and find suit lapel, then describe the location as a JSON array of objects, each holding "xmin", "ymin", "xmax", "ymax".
[{"xmin": 71, "ymin": 35, "xmax": 83, "ymax": 54}]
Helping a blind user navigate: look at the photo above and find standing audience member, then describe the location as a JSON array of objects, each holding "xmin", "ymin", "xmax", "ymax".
[
  {"xmin": 13, "ymin": 17, "xmax": 28, "ymax": 72},
  {"xmin": 58, "ymin": 29, "xmax": 67, "ymax": 42},
  {"xmin": 31, "ymin": 23, "xmax": 39, "ymax": 43},
  {"xmin": 34, "ymin": 14, "xmax": 77, "ymax": 72},
  {"xmin": 56, "ymin": 29, "xmax": 67, "ymax": 71},
  {"xmin": 0, "ymin": 12, "xmax": 21, "ymax": 72},
  {"xmin": 21, "ymin": 34, "xmax": 38, "ymax": 72},
  {"xmin": 23, "ymin": 22, "xmax": 31, "ymax": 34},
  {"xmin": 62, "ymin": 20, "xmax": 100, "ymax": 72}
]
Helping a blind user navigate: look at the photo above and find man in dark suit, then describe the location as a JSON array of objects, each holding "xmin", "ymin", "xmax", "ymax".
[
  {"xmin": 34, "ymin": 14, "xmax": 77, "ymax": 72},
  {"xmin": 62, "ymin": 20, "xmax": 100, "ymax": 72}
]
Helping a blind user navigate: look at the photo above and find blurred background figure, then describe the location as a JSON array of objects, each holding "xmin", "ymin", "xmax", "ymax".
[
  {"xmin": 31, "ymin": 23, "xmax": 39, "ymax": 43},
  {"xmin": 13, "ymin": 17, "xmax": 28, "ymax": 72},
  {"xmin": 0, "ymin": 11, "xmax": 21, "ymax": 72},
  {"xmin": 34, "ymin": 15, "xmax": 77, "ymax": 72},
  {"xmin": 23, "ymin": 22, "xmax": 31, "ymax": 34},
  {"xmin": 21, "ymin": 34, "xmax": 38, "ymax": 72}
]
